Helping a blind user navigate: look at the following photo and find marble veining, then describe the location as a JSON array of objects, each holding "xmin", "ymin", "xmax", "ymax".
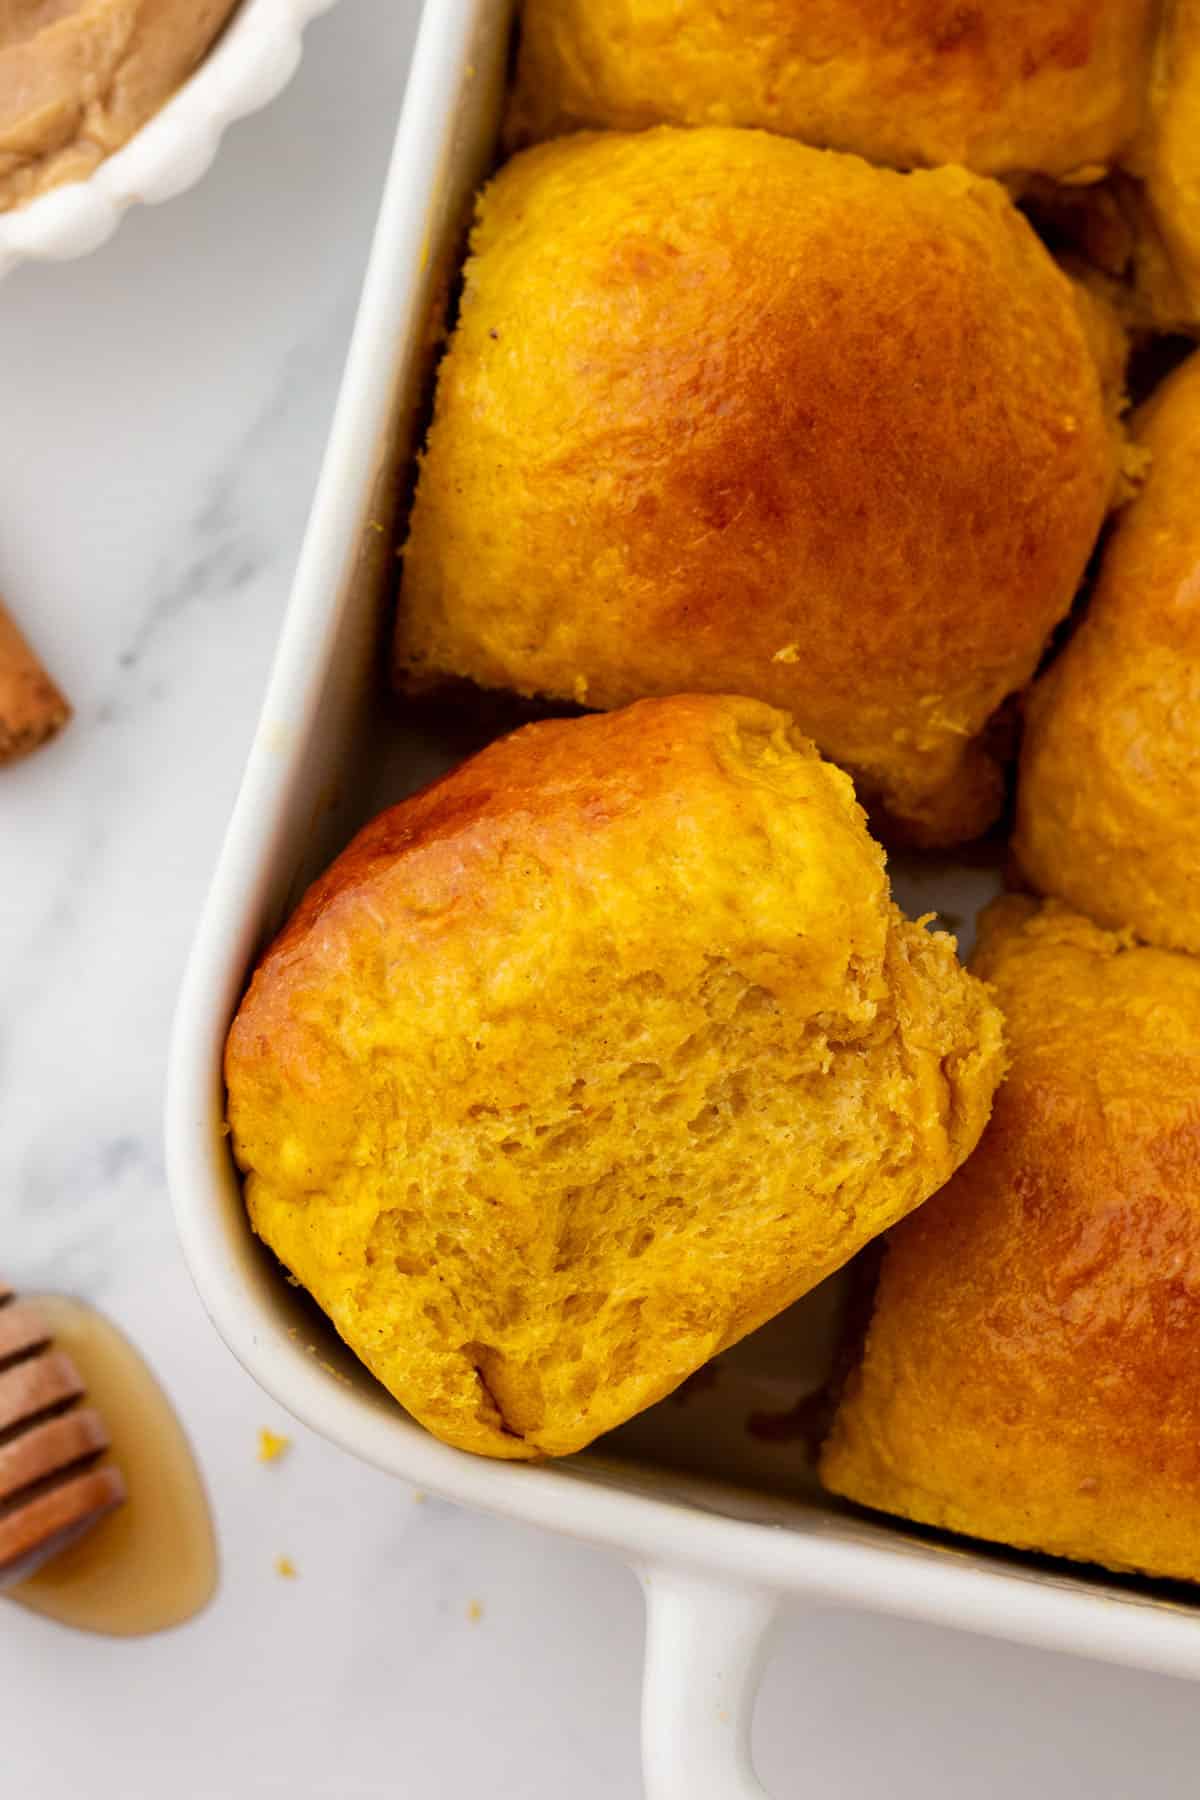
[{"xmin": 1, "ymin": 5, "xmax": 1199, "ymax": 1795}]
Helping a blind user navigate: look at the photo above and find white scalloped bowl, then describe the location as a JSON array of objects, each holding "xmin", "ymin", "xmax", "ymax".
[{"xmin": 0, "ymin": 0, "xmax": 340, "ymax": 282}]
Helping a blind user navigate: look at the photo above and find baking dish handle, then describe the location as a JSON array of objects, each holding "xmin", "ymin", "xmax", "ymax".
[{"xmin": 639, "ymin": 1564, "xmax": 779, "ymax": 1800}]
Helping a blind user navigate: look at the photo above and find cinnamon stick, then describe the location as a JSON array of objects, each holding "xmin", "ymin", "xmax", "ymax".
[{"xmin": 0, "ymin": 598, "xmax": 70, "ymax": 764}]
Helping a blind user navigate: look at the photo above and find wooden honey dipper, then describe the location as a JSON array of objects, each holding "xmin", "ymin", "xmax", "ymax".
[{"xmin": 0, "ymin": 1280, "xmax": 126, "ymax": 1590}]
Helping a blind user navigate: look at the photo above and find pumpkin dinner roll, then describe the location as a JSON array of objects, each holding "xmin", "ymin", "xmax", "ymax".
[
  {"xmin": 507, "ymin": 0, "xmax": 1158, "ymax": 181},
  {"xmin": 1130, "ymin": 0, "xmax": 1200, "ymax": 330},
  {"xmin": 225, "ymin": 696, "xmax": 1004, "ymax": 1461},
  {"xmin": 1015, "ymin": 350, "xmax": 1200, "ymax": 952},
  {"xmin": 822, "ymin": 896, "xmax": 1200, "ymax": 1585},
  {"xmin": 1019, "ymin": 5, "xmax": 1200, "ymax": 334},
  {"xmin": 395, "ymin": 129, "xmax": 1117, "ymax": 848}
]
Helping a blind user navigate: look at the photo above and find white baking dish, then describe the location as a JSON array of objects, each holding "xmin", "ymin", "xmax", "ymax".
[
  {"xmin": 0, "ymin": 0, "xmax": 338, "ymax": 282},
  {"xmin": 165, "ymin": 4, "xmax": 1200, "ymax": 1793}
]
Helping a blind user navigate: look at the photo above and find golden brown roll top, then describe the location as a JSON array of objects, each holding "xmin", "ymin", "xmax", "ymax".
[
  {"xmin": 508, "ymin": 0, "xmax": 1158, "ymax": 182},
  {"xmin": 821, "ymin": 896, "xmax": 1200, "ymax": 1585},
  {"xmin": 1015, "ymin": 349, "xmax": 1200, "ymax": 951},
  {"xmin": 226, "ymin": 696, "xmax": 1004, "ymax": 1461},
  {"xmin": 509, "ymin": 5, "xmax": 1200, "ymax": 333},
  {"xmin": 396, "ymin": 129, "xmax": 1116, "ymax": 848}
]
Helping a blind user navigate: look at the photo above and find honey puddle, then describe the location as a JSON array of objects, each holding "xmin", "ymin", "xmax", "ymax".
[{"xmin": 8, "ymin": 1296, "xmax": 218, "ymax": 1636}]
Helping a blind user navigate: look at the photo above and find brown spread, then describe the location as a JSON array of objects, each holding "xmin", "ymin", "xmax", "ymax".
[{"xmin": 0, "ymin": 0, "xmax": 242, "ymax": 212}]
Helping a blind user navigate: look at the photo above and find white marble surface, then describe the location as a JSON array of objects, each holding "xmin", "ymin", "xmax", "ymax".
[{"xmin": 2, "ymin": 4, "xmax": 1200, "ymax": 1794}]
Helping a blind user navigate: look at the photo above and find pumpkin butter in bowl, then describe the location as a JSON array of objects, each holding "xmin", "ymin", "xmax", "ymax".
[
  {"xmin": 0, "ymin": 0, "xmax": 242, "ymax": 212},
  {"xmin": 0, "ymin": 0, "xmax": 330, "ymax": 273}
]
